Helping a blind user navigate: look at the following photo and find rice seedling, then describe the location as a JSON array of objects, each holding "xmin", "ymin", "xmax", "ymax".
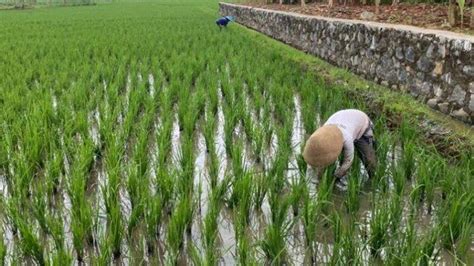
[
  {"xmin": 413, "ymin": 154, "xmax": 444, "ymax": 213},
  {"xmin": 438, "ymin": 193, "xmax": 473, "ymax": 251},
  {"xmin": 317, "ymin": 167, "xmax": 336, "ymax": 218},
  {"xmin": 0, "ymin": 227, "xmax": 5, "ymax": 265},
  {"xmin": 31, "ymin": 183, "xmax": 50, "ymax": 237},
  {"xmin": 301, "ymin": 186, "xmax": 319, "ymax": 264},
  {"xmin": 391, "ymin": 162, "xmax": 407, "ymax": 197},
  {"xmin": 144, "ymin": 192, "xmax": 163, "ymax": 254},
  {"xmin": 235, "ymin": 221, "xmax": 254, "ymax": 265},
  {"xmin": 252, "ymin": 126, "xmax": 265, "ymax": 164},
  {"xmin": 368, "ymin": 194, "xmax": 391, "ymax": 257},
  {"xmin": 388, "ymin": 193, "xmax": 404, "ymax": 237},
  {"xmin": 47, "ymin": 212, "xmax": 73, "ymax": 266},
  {"xmin": 223, "ymin": 108, "xmax": 238, "ymax": 158},
  {"xmin": 344, "ymin": 171, "xmax": 361, "ymax": 216},
  {"xmin": 126, "ymin": 112, "xmax": 154, "ymax": 235},
  {"xmin": 68, "ymin": 139, "xmax": 94, "ymax": 261},
  {"xmin": 260, "ymin": 222, "xmax": 289, "ymax": 264},
  {"xmin": 166, "ymin": 195, "xmax": 194, "ymax": 264},
  {"xmin": 126, "ymin": 163, "xmax": 145, "ymax": 236},
  {"xmin": 230, "ymin": 140, "xmax": 245, "ymax": 184},
  {"xmin": 262, "ymin": 169, "xmax": 293, "ymax": 263},
  {"xmin": 233, "ymin": 179, "xmax": 256, "ymax": 265},
  {"xmin": 399, "ymin": 119, "xmax": 418, "ymax": 180},
  {"xmin": 385, "ymin": 205, "xmax": 417, "ymax": 264},
  {"xmin": 156, "ymin": 114, "xmax": 173, "ymax": 167},
  {"xmin": 202, "ymin": 178, "xmax": 229, "ymax": 264},
  {"xmin": 416, "ymin": 228, "xmax": 440, "ymax": 266},
  {"xmin": 268, "ymin": 135, "xmax": 292, "ymax": 195},
  {"xmin": 232, "ymin": 172, "xmax": 254, "ymax": 226},
  {"xmin": 288, "ymin": 174, "xmax": 305, "ymax": 217},
  {"xmin": 330, "ymin": 211, "xmax": 362, "ymax": 265},
  {"xmin": 299, "ymin": 81, "xmax": 319, "ymax": 134},
  {"xmin": 253, "ymin": 173, "xmax": 268, "ymax": 211},
  {"xmin": 108, "ymin": 201, "xmax": 123, "ymax": 259},
  {"xmin": 93, "ymin": 233, "xmax": 112, "ymax": 266},
  {"xmin": 154, "ymin": 167, "xmax": 174, "ymax": 217},
  {"xmin": 177, "ymin": 134, "xmax": 196, "ymax": 197},
  {"xmin": 44, "ymin": 151, "xmax": 63, "ymax": 197},
  {"xmin": 207, "ymin": 87, "xmax": 219, "ymax": 119},
  {"xmin": 6, "ymin": 200, "xmax": 44, "ymax": 265}
]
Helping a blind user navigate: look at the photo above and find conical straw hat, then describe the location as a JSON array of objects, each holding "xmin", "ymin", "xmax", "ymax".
[{"xmin": 303, "ymin": 125, "xmax": 344, "ymax": 168}]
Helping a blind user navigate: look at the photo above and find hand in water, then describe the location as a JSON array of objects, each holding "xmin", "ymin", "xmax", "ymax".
[
  {"xmin": 308, "ymin": 166, "xmax": 318, "ymax": 184},
  {"xmin": 335, "ymin": 175, "xmax": 349, "ymax": 191}
]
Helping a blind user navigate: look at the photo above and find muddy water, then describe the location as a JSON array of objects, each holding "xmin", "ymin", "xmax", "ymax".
[
  {"xmin": 119, "ymin": 186, "xmax": 132, "ymax": 224},
  {"xmin": 58, "ymin": 130, "xmax": 75, "ymax": 255},
  {"xmin": 88, "ymin": 108, "xmax": 101, "ymax": 148},
  {"xmin": 215, "ymin": 85, "xmax": 228, "ymax": 182},
  {"xmin": 124, "ymin": 74, "xmax": 132, "ymax": 115},
  {"xmin": 285, "ymin": 95, "xmax": 306, "ymax": 264},
  {"xmin": 51, "ymin": 94, "xmax": 58, "ymax": 114},
  {"xmin": 148, "ymin": 117, "xmax": 161, "ymax": 195},
  {"xmin": 214, "ymin": 85, "xmax": 236, "ymax": 265},
  {"xmin": 119, "ymin": 132, "xmax": 133, "ymax": 264},
  {"xmin": 62, "ymin": 172, "xmax": 74, "ymax": 252},
  {"xmin": 171, "ymin": 112, "xmax": 181, "ymax": 167},
  {"xmin": 1, "ymin": 173, "xmax": 15, "ymax": 265},
  {"xmin": 287, "ymin": 95, "xmax": 304, "ymax": 180},
  {"xmin": 218, "ymin": 208, "xmax": 236, "ymax": 265},
  {"xmin": 264, "ymin": 131, "xmax": 278, "ymax": 172},
  {"xmin": 103, "ymin": 80, "xmax": 110, "ymax": 121},
  {"xmin": 194, "ymin": 131, "xmax": 208, "ymax": 215},
  {"xmin": 234, "ymin": 122, "xmax": 254, "ymax": 171},
  {"xmin": 83, "ymin": 99, "xmax": 108, "ymax": 251},
  {"xmin": 191, "ymin": 131, "xmax": 207, "ymax": 257},
  {"xmin": 148, "ymin": 74, "xmax": 155, "ymax": 97},
  {"xmin": 243, "ymin": 87, "xmax": 258, "ymax": 127}
]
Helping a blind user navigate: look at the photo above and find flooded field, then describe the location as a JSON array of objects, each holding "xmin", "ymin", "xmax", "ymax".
[{"xmin": 0, "ymin": 0, "xmax": 472, "ymax": 265}]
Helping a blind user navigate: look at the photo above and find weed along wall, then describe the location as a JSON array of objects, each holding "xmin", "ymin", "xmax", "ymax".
[{"xmin": 219, "ymin": 3, "xmax": 474, "ymax": 124}]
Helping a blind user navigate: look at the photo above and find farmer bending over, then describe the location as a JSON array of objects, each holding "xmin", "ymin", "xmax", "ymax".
[
  {"xmin": 303, "ymin": 109, "xmax": 377, "ymax": 183},
  {"xmin": 216, "ymin": 16, "xmax": 235, "ymax": 30}
]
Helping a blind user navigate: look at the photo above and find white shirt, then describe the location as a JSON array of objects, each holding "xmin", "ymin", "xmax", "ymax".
[{"xmin": 324, "ymin": 109, "xmax": 372, "ymax": 178}]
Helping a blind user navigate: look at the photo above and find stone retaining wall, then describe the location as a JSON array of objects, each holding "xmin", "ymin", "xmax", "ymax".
[{"xmin": 219, "ymin": 3, "xmax": 474, "ymax": 124}]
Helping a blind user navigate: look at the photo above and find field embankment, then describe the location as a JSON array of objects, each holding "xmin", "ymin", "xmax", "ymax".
[{"xmin": 220, "ymin": 2, "xmax": 474, "ymax": 125}]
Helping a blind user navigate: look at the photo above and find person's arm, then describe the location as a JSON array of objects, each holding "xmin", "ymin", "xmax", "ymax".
[{"xmin": 334, "ymin": 141, "xmax": 354, "ymax": 178}]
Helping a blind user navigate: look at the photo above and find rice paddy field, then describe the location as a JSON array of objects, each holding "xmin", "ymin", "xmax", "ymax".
[{"xmin": 0, "ymin": 0, "xmax": 473, "ymax": 265}]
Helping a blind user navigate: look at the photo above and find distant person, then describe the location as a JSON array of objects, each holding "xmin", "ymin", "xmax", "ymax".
[
  {"xmin": 216, "ymin": 16, "xmax": 235, "ymax": 30},
  {"xmin": 303, "ymin": 109, "xmax": 377, "ymax": 184}
]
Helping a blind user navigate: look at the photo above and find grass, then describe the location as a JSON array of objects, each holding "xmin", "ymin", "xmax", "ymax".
[{"xmin": 0, "ymin": 0, "xmax": 472, "ymax": 264}]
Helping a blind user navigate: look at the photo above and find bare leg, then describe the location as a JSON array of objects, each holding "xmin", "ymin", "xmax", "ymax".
[{"xmin": 354, "ymin": 136, "xmax": 377, "ymax": 179}]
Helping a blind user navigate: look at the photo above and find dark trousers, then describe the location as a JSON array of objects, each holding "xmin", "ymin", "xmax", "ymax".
[{"xmin": 354, "ymin": 135, "xmax": 377, "ymax": 179}]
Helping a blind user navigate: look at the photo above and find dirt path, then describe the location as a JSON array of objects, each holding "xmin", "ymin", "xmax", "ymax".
[{"xmin": 246, "ymin": 3, "xmax": 474, "ymax": 35}]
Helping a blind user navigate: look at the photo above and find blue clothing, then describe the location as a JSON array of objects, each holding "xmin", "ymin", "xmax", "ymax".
[{"xmin": 216, "ymin": 17, "xmax": 230, "ymax": 27}]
